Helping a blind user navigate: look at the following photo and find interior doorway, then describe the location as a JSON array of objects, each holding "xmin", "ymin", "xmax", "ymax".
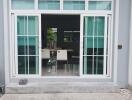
[{"xmin": 41, "ymin": 14, "xmax": 80, "ymax": 76}]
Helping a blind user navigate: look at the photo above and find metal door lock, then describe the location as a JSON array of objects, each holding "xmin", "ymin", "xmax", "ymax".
[{"xmin": 118, "ymin": 44, "xmax": 122, "ymax": 49}]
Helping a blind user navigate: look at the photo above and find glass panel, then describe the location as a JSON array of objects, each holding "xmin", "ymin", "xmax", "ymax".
[
  {"xmin": 84, "ymin": 17, "xmax": 94, "ymax": 36},
  {"xmin": 29, "ymin": 56, "xmax": 39, "ymax": 74},
  {"xmin": 64, "ymin": 1, "xmax": 85, "ymax": 10},
  {"xmin": 94, "ymin": 56, "xmax": 103, "ymax": 74},
  {"xmin": 17, "ymin": 16, "xmax": 27, "ymax": 35},
  {"xmin": 83, "ymin": 56, "xmax": 93, "ymax": 74},
  {"xmin": 28, "ymin": 36, "xmax": 39, "ymax": 55},
  {"xmin": 28, "ymin": 16, "xmax": 38, "ymax": 35},
  {"xmin": 83, "ymin": 56, "xmax": 103, "ymax": 75},
  {"xmin": 94, "ymin": 37, "xmax": 104, "ymax": 55},
  {"xmin": 83, "ymin": 37, "xmax": 93, "ymax": 55},
  {"xmin": 12, "ymin": 0, "xmax": 34, "ymax": 9},
  {"xmin": 88, "ymin": 1, "xmax": 111, "ymax": 10},
  {"xmin": 95, "ymin": 17, "xmax": 105, "ymax": 36},
  {"xmin": 17, "ymin": 36, "xmax": 28, "ymax": 55},
  {"xmin": 18, "ymin": 56, "xmax": 28, "ymax": 74},
  {"xmin": 17, "ymin": 16, "xmax": 39, "ymax": 75},
  {"xmin": 38, "ymin": 0, "xmax": 60, "ymax": 10},
  {"xmin": 83, "ymin": 16, "xmax": 106, "ymax": 75}
]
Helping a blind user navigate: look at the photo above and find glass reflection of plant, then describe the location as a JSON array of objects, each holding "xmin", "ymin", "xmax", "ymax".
[{"xmin": 47, "ymin": 28, "xmax": 57, "ymax": 49}]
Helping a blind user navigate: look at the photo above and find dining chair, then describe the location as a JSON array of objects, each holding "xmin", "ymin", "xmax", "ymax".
[
  {"xmin": 42, "ymin": 49, "xmax": 52, "ymax": 72},
  {"xmin": 42, "ymin": 49, "xmax": 50, "ymax": 59},
  {"xmin": 56, "ymin": 50, "xmax": 68, "ymax": 72}
]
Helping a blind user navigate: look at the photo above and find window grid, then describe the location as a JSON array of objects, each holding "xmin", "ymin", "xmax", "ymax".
[
  {"xmin": 83, "ymin": 16, "xmax": 108, "ymax": 75},
  {"xmin": 17, "ymin": 16, "xmax": 39, "ymax": 75}
]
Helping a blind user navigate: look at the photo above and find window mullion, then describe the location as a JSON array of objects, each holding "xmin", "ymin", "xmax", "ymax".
[
  {"xmin": 92, "ymin": 16, "xmax": 95, "ymax": 74},
  {"xmin": 35, "ymin": 0, "xmax": 38, "ymax": 10},
  {"xmin": 103, "ymin": 16, "xmax": 107, "ymax": 75},
  {"xmin": 24, "ymin": 16, "xmax": 26, "ymax": 74},
  {"xmin": 27, "ymin": 16, "xmax": 30, "ymax": 75},
  {"xmin": 96, "ymin": 17, "xmax": 99, "ymax": 74}
]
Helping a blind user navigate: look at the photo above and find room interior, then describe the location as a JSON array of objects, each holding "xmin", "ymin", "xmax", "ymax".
[{"xmin": 41, "ymin": 14, "xmax": 80, "ymax": 76}]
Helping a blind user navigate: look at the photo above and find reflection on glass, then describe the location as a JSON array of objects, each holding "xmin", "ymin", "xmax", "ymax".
[
  {"xmin": 29, "ymin": 36, "xmax": 39, "ymax": 55},
  {"xmin": 38, "ymin": 0, "xmax": 60, "ymax": 10},
  {"xmin": 94, "ymin": 56, "xmax": 103, "ymax": 74},
  {"xmin": 47, "ymin": 28, "xmax": 57, "ymax": 49},
  {"xmin": 83, "ymin": 56, "xmax": 93, "ymax": 74},
  {"xmin": 94, "ymin": 37, "xmax": 104, "ymax": 55},
  {"xmin": 83, "ymin": 56, "xmax": 103, "ymax": 74},
  {"xmin": 28, "ymin": 16, "xmax": 38, "ymax": 35},
  {"xmin": 18, "ymin": 36, "xmax": 27, "ymax": 55},
  {"xmin": 29, "ymin": 56, "xmax": 39, "ymax": 74},
  {"xmin": 84, "ymin": 17, "xmax": 94, "ymax": 36},
  {"xmin": 83, "ymin": 37, "xmax": 93, "ymax": 55},
  {"xmin": 17, "ymin": 16, "xmax": 27, "ymax": 35},
  {"xmin": 88, "ymin": 1, "xmax": 111, "ymax": 10},
  {"xmin": 95, "ymin": 17, "xmax": 105, "ymax": 36},
  {"xmin": 12, "ymin": 0, "xmax": 34, "ymax": 9},
  {"xmin": 64, "ymin": 1, "xmax": 85, "ymax": 10},
  {"xmin": 18, "ymin": 56, "xmax": 28, "ymax": 74}
]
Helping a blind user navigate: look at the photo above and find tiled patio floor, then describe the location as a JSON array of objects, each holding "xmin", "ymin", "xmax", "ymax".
[{"xmin": 0, "ymin": 89, "xmax": 132, "ymax": 100}]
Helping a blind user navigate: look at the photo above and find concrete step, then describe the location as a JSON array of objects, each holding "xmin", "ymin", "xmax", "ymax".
[{"xmin": 5, "ymin": 82, "xmax": 120, "ymax": 93}]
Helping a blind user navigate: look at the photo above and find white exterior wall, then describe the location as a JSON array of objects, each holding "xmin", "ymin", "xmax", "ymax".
[
  {"xmin": 0, "ymin": 0, "xmax": 5, "ymax": 84},
  {"xmin": 129, "ymin": 0, "xmax": 132, "ymax": 89},
  {"xmin": 116, "ymin": 0, "xmax": 131, "ymax": 88}
]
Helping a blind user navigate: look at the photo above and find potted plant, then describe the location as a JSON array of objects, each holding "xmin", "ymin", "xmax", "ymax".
[{"xmin": 47, "ymin": 28, "xmax": 56, "ymax": 49}]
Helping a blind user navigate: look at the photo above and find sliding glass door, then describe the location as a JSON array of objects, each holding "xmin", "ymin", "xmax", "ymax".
[
  {"xmin": 16, "ymin": 14, "xmax": 41, "ymax": 75},
  {"xmin": 81, "ymin": 14, "xmax": 109, "ymax": 76}
]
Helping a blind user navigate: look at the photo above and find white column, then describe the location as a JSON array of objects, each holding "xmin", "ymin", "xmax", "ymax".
[
  {"xmin": 128, "ymin": 0, "xmax": 132, "ymax": 89},
  {"xmin": 60, "ymin": 0, "xmax": 63, "ymax": 10}
]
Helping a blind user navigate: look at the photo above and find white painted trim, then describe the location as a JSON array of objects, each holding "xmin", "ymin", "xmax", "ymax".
[
  {"xmin": 3, "ymin": 0, "xmax": 10, "ymax": 85},
  {"xmin": 10, "ymin": 14, "xmax": 15, "ymax": 77},
  {"xmin": 60, "ymin": 0, "xmax": 63, "ymax": 10},
  {"xmin": 129, "ymin": 0, "xmax": 132, "ymax": 86},
  {"xmin": 113, "ymin": 0, "xmax": 119, "ymax": 84},
  {"xmin": 38, "ymin": 14, "xmax": 42, "ymax": 76},
  {"xmin": 35, "ymin": 0, "xmax": 38, "ymax": 10},
  {"xmin": 103, "ymin": 15, "xmax": 108, "ymax": 75},
  {"xmin": 107, "ymin": 0, "xmax": 113, "ymax": 77},
  {"xmin": 10, "ymin": 10, "xmax": 112, "ymax": 15},
  {"xmin": 88, "ymin": 0, "xmax": 113, "ymax": 1},
  {"xmin": 14, "ymin": 15, "xmax": 18, "ymax": 75},
  {"xmin": 80, "ymin": 14, "xmax": 83, "ymax": 76},
  {"xmin": 12, "ymin": 75, "xmax": 112, "ymax": 79}
]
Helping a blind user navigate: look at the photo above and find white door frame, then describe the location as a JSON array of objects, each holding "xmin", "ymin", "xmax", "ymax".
[
  {"xmin": 11, "ymin": 12, "xmax": 112, "ymax": 78},
  {"xmin": 14, "ymin": 13, "xmax": 42, "ymax": 77}
]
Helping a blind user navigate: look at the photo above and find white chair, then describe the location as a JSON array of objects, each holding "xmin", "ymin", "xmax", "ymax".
[
  {"xmin": 56, "ymin": 50, "xmax": 68, "ymax": 72},
  {"xmin": 42, "ymin": 49, "xmax": 50, "ymax": 59},
  {"xmin": 42, "ymin": 49, "xmax": 52, "ymax": 72}
]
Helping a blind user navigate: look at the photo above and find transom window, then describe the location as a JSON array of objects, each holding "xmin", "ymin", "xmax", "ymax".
[
  {"xmin": 11, "ymin": 0, "xmax": 112, "ymax": 11},
  {"xmin": 12, "ymin": 0, "xmax": 35, "ymax": 9},
  {"xmin": 63, "ymin": 0, "xmax": 85, "ymax": 10},
  {"xmin": 38, "ymin": 0, "xmax": 60, "ymax": 10}
]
